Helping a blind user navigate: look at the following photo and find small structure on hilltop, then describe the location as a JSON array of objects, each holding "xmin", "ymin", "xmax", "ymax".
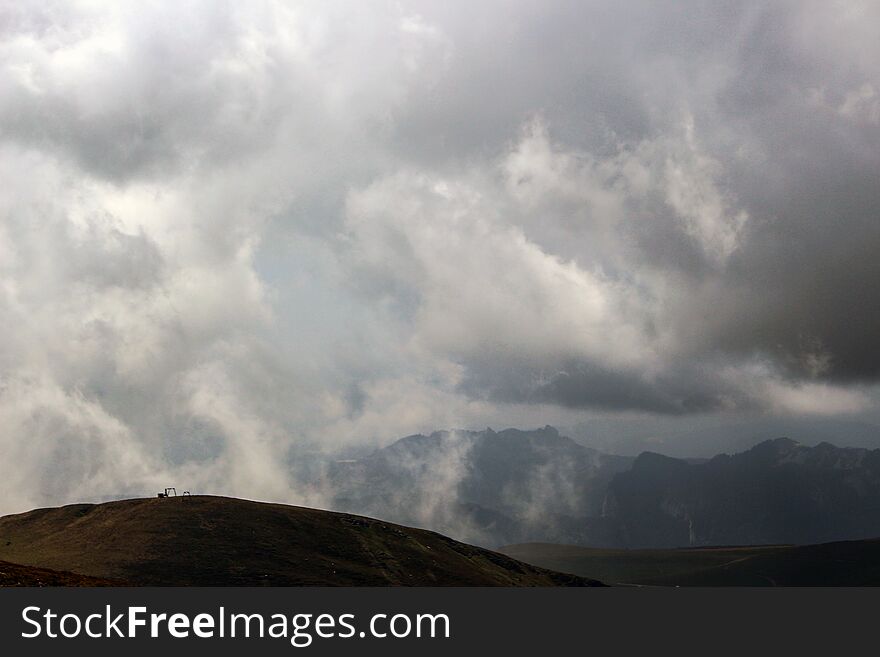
[{"xmin": 156, "ymin": 487, "xmax": 177, "ymax": 498}]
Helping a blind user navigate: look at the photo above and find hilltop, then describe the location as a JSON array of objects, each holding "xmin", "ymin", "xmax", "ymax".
[{"xmin": 0, "ymin": 496, "xmax": 601, "ymax": 586}]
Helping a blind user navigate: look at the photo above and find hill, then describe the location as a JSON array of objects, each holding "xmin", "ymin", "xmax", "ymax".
[
  {"xmin": 500, "ymin": 538, "xmax": 880, "ymax": 586},
  {"xmin": 0, "ymin": 560, "xmax": 124, "ymax": 587},
  {"xmin": 0, "ymin": 496, "xmax": 601, "ymax": 586}
]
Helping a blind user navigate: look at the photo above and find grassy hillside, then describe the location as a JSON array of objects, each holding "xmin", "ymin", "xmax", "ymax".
[
  {"xmin": 0, "ymin": 560, "xmax": 124, "ymax": 586},
  {"xmin": 0, "ymin": 496, "xmax": 601, "ymax": 586},
  {"xmin": 501, "ymin": 539, "xmax": 880, "ymax": 586}
]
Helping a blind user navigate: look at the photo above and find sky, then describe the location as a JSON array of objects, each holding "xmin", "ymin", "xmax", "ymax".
[{"xmin": 1, "ymin": 0, "xmax": 879, "ymax": 512}]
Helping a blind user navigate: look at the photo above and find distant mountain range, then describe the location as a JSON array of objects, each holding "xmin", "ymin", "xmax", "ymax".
[
  {"xmin": 606, "ymin": 437, "xmax": 880, "ymax": 548},
  {"xmin": 322, "ymin": 426, "xmax": 632, "ymax": 547},
  {"xmin": 320, "ymin": 428, "xmax": 880, "ymax": 549}
]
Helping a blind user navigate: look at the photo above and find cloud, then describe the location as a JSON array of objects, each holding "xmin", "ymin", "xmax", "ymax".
[
  {"xmin": 0, "ymin": 374, "xmax": 163, "ymax": 513},
  {"xmin": 344, "ymin": 164, "xmax": 655, "ymax": 373},
  {"xmin": 341, "ymin": 113, "xmax": 869, "ymax": 416},
  {"xmin": 0, "ymin": 1, "xmax": 879, "ymax": 513}
]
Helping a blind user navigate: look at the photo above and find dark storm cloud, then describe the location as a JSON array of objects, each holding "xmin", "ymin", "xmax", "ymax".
[
  {"xmin": 374, "ymin": 0, "xmax": 880, "ymax": 409},
  {"xmin": 459, "ymin": 359, "xmax": 751, "ymax": 415}
]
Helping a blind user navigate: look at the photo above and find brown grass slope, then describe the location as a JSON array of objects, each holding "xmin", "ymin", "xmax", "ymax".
[
  {"xmin": 0, "ymin": 560, "xmax": 125, "ymax": 587},
  {"xmin": 0, "ymin": 496, "xmax": 602, "ymax": 586}
]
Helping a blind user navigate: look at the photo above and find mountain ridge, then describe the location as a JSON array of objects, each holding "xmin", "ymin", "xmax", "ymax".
[
  {"xmin": 320, "ymin": 427, "xmax": 880, "ymax": 549},
  {"xmin": 322, "ymin": 425, "xmax": 633, "ymax": 547},
  {"xmin": 605, "ymin": 436, "xmax": 880, "ymax": 547}
]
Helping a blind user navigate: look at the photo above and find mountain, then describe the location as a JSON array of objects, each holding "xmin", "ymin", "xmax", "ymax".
[
  {"xmin": 322, "ymin": 426, "xmax": 632, "ymax": 547},
  {"xmin": 320, "ymin": 428, "xmax": 880, "ymax": 550},
  {"xmin": 602, "ymin": 438, "xmax": 880, "ymax": 547},
  {"xmin": 0, "ymin": 496, "xmax": 601, "ymax": 586},
  {"xmin": 501, "ymin": 538, "xmax": 880, "ymax": 586}
]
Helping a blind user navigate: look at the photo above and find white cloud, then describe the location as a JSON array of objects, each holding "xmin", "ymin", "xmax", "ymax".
[
  {"xmin": 839, "ymin": 83, "xmax": 880, "ymax": 125},
  {"xmin": 345, "ymin": 165, "xmax": 657, "ymax": 373},
  {"xmin": 764, "ymin": 381, "xmax": 869, "ymax": 416}
]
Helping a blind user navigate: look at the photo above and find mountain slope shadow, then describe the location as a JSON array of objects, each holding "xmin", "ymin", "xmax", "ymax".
[{"xmin": 501, "ymin": 538, "xmax": 880, "ymax": 586}]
